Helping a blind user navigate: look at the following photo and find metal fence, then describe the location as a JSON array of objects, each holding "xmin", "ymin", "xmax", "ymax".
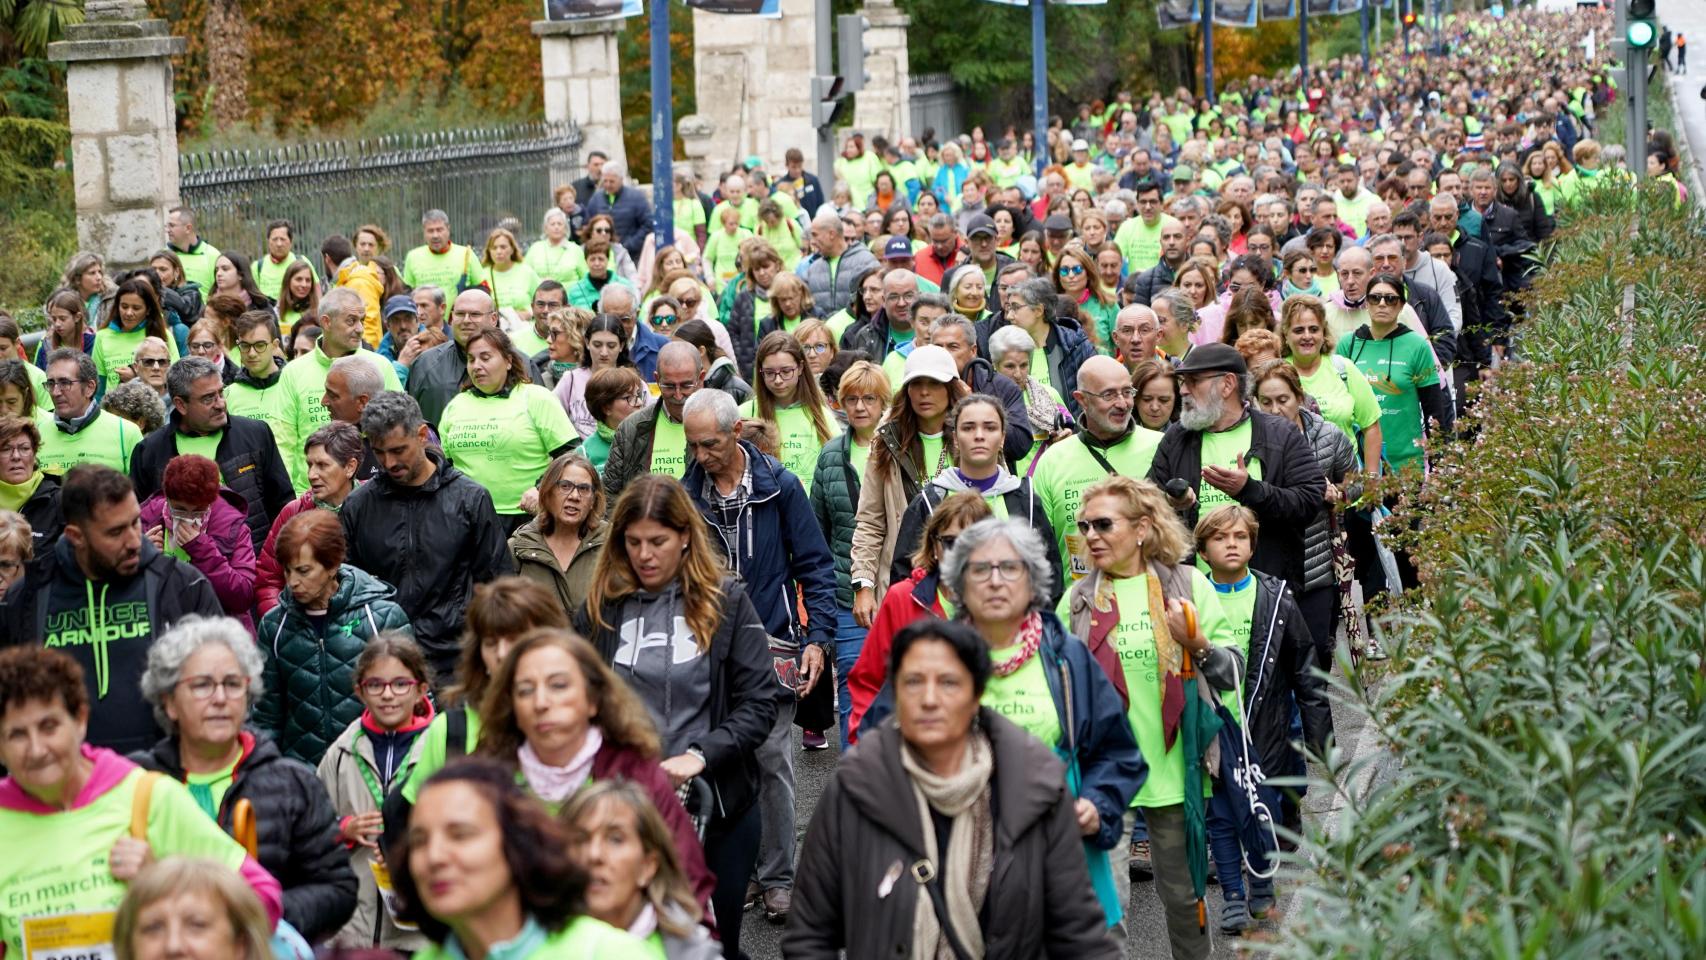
[
  {"xmin": 179, "ymin": 122, "xmax": 584, "ymax": 262},
  {"xmin": 909, "ymin": 73, "xmax": 964, "ymax": 142}
]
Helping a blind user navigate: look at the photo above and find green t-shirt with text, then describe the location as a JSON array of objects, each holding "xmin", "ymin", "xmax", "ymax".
[
  {"xmin": 740, "ymin": 401, "xmax": 841, "ymax": 498},
  {"xmin": 440, "ymin": 383, "xmax": 579, "ymax": 514},
  {"xmin": 1032, "ymin": 428, "xmax": 1164, "ymax": 582},
  {"xmin": 1197, "ymin": 419, "xmax": 1262, "ymax": 518},
  {"xmin": 982, "ymin": 649, "xmax": 1062, "ymax": 749},
  {"xmin": 173, "ymin": 430, "xmax": 224, "ymax": 473},
  {"xmin": 649, "ymin": 411, "xmax": 690, "ymax": 478}
]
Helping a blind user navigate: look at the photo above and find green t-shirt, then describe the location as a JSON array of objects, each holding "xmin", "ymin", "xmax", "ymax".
[
  {"xmin": 1051, "ymin": 568, "xmax": 1234, "ymax": 808},
  {"xmin": 37, "ymin": 408, "xmax": 142, "ymax": 476},
  {"xmin": 487, "ymin": 262, "xmax": 542, "ymax": 315},
  {"xmin": 0, "ymin": 767, "xmax": 249, "ymax": 960},
  {"xmin": 649, "ymin": 411, "xmax": 690, "ymax": 478},
  {"xmin": 982, "ymin": 648, "xmax": 1062, "ymax": 749},
  {"xmin": 741, "ymin": 401, "xmax": 841, "ymax": 498},
  {"xmin": 22, "ymin": 359, "xmax": 48, "ymax": 411},
  {"xmin": 1337, "ymin": 329, "xmax": 1439, "ymax": 472},
  {"xmin": 711, "ymin": 197, "xmax": 761, "ymax": 232},
  {"xmin": 1032, "ymin": 428, "xmax": 1164, "ymax": 582},
  {"xmin": 440, "ymin": 384, "xmax": 579, "ymax": 514},
  {"xmin": 1113, "ymin": 217, "xmax": 1165, "ymax": 273},
  {"xmin": 1293, "ymin": 355, "xmax": 1382, "ymax": 450},
  {"xmin": 225, "ymin": 378, "xmax": 295, "ymax": 490},
  {"xmin": 674, "ymin": 197, "xmax": 708, "ymax": 233},
  {"xmin": 848, "ymin": 435, "xmax": 873, "ymax": 488},
  {"xmin": 174, "ymin": 430, "xmax": 224, "ymax": 473},
  {"xmin": 703, "ymin": 228, "xmax": 753, "ymax": 293},
  {"xmin": 172, "ymin": 240, "xmax": 222, "ymax": 293},
  {"xmin": 510, "ymin": 323, "xmax": 551, "ymax": 359},
  {"xmin": 1029, "ymin": 347, "xmax": 1052, "ymax": 388},
  {"xmin": 401, "ymin": 708, "xmax": 484, "ymax": 804},
  {"xmin": 276, "ymin": 345, "xmax": 404, "ymax": 491},
  {"xmin": 918, "ymin": 432, "xmax": 946, "ymax": 480},
  {"xmin": 92, "ymin": 326, "xmax": 180, "ymax": 393},
  {"xmin": 1197, "ymin": 419, "xmax": 1263, "ymax": 519},
  {"xmin": 524, "ymin": 240, "xmax": 589, "ymax": 287},
  {"xmin": 252, "ymin": 253, "xmax": 316, "ymax": 303},
  {"xmin": 185, "ymin": 756, "xmax": 240, "ymax": 820},
  {"xmin": 402, "ymin": 243, "xmax": 483, "ymax": 292},
  {"xmin": 1210, "ymin": 575, "xmax": 1257, "ymax": 725}
]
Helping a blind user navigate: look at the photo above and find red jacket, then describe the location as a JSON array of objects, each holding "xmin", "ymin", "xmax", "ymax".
[
  {"xmin": 256, "ymin": 492, "xmax": 317, "ymax": 615},
  {"xmin": 845, "ymin": 567, "xmax": 944, "ymax": 744}
]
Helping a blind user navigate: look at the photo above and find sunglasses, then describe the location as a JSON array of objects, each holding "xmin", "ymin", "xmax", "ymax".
[
  {"xmin": 1366, "ymin": 292, "xmax": 1403, "ymax": 305},
  {"xmin": 1075, "ymin": 517, "xmax": 1122, "ymax": 536},
  {"xmin": 1059, "ymin": 265, "xmax": 1086, "ymax": 277}
]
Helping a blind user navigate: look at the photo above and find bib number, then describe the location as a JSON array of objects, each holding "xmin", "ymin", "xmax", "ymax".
[{"xmin": 22, "ymin": 911, "xmax": 117, "ymax": 960}]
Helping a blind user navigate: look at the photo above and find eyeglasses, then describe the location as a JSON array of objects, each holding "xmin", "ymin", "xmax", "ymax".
[
  {"xmin": 1085, "ymin": 386, "xmax": 1139, "ymax": 403},
  {"xmin": 966, "ymin": 559, "xmax": 1026, "ymax": 582},
  {"xmin": 178, "ymin": 675, "xmax": 249, "ymax": 700},
  {"xmin": 452, "ymin": 310, "xmax": 491, "ymax": 321},
  {"xmin": 652, "ymin": 313, "xmax": 679, "ymax": 326},
  {"xmin": 1059, "ymin": 265, "xmax": 1086, "ymax": 277},
  {"xmin": 532, "ymin": 299, "xmax": 565, "ymax": 311},
  {"xmin": 803, "ymin": 343, "xmax": 831, "ymax": 355},
  {"xmin": 657, "ymin": 380, "xmax": 698, "ymax": 395},
  {"xmin": 842, "ymin": 394, "xmax": 882, "ymax": 408},
  {"xmin": 191, "ymin": 391, "xmax": 222, "ymax": 407},
  {"xmin": 45, "ymin": 378, "xmax": 90, "ymax": 391},
  {"xmin": 360, "ymin": 677, "xmax": 422, "ymax": 696},
  {"xmin": 625, "ymin": 389, "xmax": 648, "ymax": 406},
  {"xmin": 137, "ymin": 358, "xmax": 170, "ymax": 369},
  {"xmin": 236, "ymin": 340, "xmax": 273, "ymax": 354},
  {"xmin": 188, "ymin": 340, "xmax": 220, "ymax": 352},
  {"xmin": 883, "ymin": 291, "xmax": 917, "ymax": 304},
  {"xmin": 555, "ymin": 480, "xmax": 595, "ymax": 499},
  {"xmin": 1076, "ymin": 517, "xmax": 1123, "ymax": 537},
  {"xmin": 1366, "ymin": 292, "xmax": 1403, "ymax": 305},
  {"xmin": 761, "ymin": 366, "xmax": 800, "ymax": 382},
  {"xmin": 169, "ymin": 508, "xmax": 209, "ymax": 525},
  {"xmin": 545, "ymin": 328, "xmax": 569, "ymax": 340},
  {"xmin": 679, "ymin": 297, "xmax": 701, "ymax": 308},
  {"xmin": 0, "ymin": 443, "xmax": 34, "ymax": 460}
]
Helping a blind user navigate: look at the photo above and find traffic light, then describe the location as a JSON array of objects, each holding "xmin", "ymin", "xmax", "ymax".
[
  {"xmin": 836, "ymin": 14, "xmax": 871, "ymax": 95},
  {"xmin": 1625, "ymin": 0, "xmax": 1656, "ymax": 50},
  {"xmin": 811, "ymin": 75, "xmax": 850, "ymax": 129},
  {"xmin": 1402, "ymin": 10, "xmax": 1417, "ymax": 26}
]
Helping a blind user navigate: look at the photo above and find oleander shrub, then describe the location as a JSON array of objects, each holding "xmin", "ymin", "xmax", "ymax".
[{"xmin": 1263, "ymin": 185, "xmax": 1706, "ymax": 957}]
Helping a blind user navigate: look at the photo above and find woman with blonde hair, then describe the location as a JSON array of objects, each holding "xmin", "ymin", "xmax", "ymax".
[
  {"xmin": 572, "ymin": 474, "xmax": 778, "ymax": 960},
  {"xmin": 563, "ymin": 780, "xmax": 721, "ymax": 957},
  {"xmin": 793, "ymin": 318, "xmax": 838, "ymax": 380},
  {"xmin": 756, "ymin": 272, "xmax": 816, "ymax": 343},
  {"xmin": 742, "ymin": 332, "xmax": 839, "ymax": 496},
  {"xmin": 509, "ymin": 451, "xmax": 607, "ymax": 614},
  {"xmin": 1061, "ymin": 475, "xmax": 1240, "ymax": 946},
  {"xmin": 60, "ymin": 251, "xmax": 114, "ymax": 322},
  {"xmin": 115, "ymin": 857, "xmax": 275, "ymax": 960},
  {"xmin": 481, "ymin": 226, "xmax": 543, "ymax": 317}
]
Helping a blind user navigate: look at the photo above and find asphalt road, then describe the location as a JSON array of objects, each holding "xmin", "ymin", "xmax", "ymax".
[{"xmin": 736, "ymin": 658, "xmax": 1383, "ymax": 959}]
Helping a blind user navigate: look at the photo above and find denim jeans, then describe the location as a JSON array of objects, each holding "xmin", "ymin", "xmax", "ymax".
[
  {"xmin": 1206, "ymin": 778, "xmax": 1281, "ymax": 901},
  {"xmin": 833, "ymin": 607, "xmax": 867, "ymax": 745}
]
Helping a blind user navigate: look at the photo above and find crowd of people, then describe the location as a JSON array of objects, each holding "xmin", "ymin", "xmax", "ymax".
[{"xmin": 0, "ymin": 6, "xmax": 1678, "ymax": 960}]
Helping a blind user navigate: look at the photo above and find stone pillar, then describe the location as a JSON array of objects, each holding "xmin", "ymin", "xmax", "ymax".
[
  {"xmin": 533, "ymin": 17, "xmax": 626, "ymax": 185},
  {"xmin": 677, "ymin": 114, "xmax": 717, "ymax": 185},
  {"xmin": 47, "ymin": 0, "xmax": 186, "ymax": 269},
  {"xmin": 852, "ymin": 1, "xmax": 912, "ymax": 142},
  {"xmin": 692, "ymin": 0, "xmax": 816, "ymax": 172}
]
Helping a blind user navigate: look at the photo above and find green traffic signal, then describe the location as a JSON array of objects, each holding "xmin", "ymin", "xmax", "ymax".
[{"xmin": 1627, "ymin": 20, "xmax": 1655, "ymax": 49}]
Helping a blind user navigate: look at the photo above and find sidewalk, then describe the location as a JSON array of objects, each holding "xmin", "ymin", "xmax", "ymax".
[{"xmin": 1660, "ymin": 0, "xmax": 1706, "ymax": 195}]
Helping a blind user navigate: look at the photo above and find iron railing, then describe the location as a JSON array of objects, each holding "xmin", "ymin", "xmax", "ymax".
[
  {"xmin": 178, "ymin": 121, "xmax": 584, "ymax": 262},
  {"xmin": 909, "ymin": 73, "xmax": 963, "ymax": 142}
]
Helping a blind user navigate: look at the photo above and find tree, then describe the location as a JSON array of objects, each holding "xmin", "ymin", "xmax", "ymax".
[
  {"xmin": 204, "ymin": 0, "xmax": 249, "ymax": 128},
  {"xmin": 0, "ymin": 0, "xmax": 82, "ymax": 61}
]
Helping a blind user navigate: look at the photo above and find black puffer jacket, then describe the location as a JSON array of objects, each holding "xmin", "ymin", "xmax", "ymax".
[
  {"xmin": 130, "ymin": 411, "xmax": 296, "ymax": 550},
  {"xmin": 134, "ymin": 731, "xmax": 357, "ymax": 943},
  {"xmin": 18, "ymin": 472, "xmax": 63, "ymax": 565},
  {"xmin": 254, "ymin": 564, "xmax": 413, "ymax": 764},
  {"xmin": 340, "ymin": 449, "xmax": 513, "ymax": 679},
  {"xmin": 1240, "ymin": 571, "xmax": 1334, "ymax": 769}
]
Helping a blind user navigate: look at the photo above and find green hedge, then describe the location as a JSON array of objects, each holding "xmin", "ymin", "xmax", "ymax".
[{"xmin": 1264, "ymin": 181, "xmax": 1706, "ymax": 955}]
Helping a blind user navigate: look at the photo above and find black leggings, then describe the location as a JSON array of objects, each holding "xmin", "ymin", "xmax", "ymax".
[
  {"xmin": 1295, "ymin": 585, "xmax": 1337, "ymax": 669},
  {"xmin": 702, "ymin": 801, "xmax": 762, "ymax": 960}
]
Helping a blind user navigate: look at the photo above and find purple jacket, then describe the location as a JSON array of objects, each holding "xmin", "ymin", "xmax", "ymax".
[{"xmin": 140, "ymin": 488, "xmax": 257, "ymax": 632}]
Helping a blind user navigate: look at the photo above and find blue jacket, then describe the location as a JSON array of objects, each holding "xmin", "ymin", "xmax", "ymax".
[
  {"xmin": 861, "ymin": 610, "xmax": 1144, "ymax": 851},
  {"xmin": 684, "ymin": 441, "xmax": 838, "ymax": 653},
  {"xmin": 585, "ymin": 185, "xmax": 652, "ymax": 259},
  {"xmin": 629, "ymin": 322, "xmax": 668, "ymax": 382}
]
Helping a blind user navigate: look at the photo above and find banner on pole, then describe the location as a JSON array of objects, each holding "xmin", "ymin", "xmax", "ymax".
[
  {"xmin": 1332, "ymin": 0, "xmax": 1363, "ymax": 13},
  {"xmin": 1259, "ymin": 0, "xmax": 1297, "ymax": 20},
  {"xmin": 1157, "ymin": 0, "xmax": 1199, "ymax": 29},
  {"xmin": 1214, "ymin": 0, "xmax": 1258, "ymax": 26},
  {"xmin": 680, "ymin": 0, "xmax": 780, "ymax": 14},
  {"xmin": 1305, "ymin": 0, "xmax": 1334, "ymax": 13},
  {"xmin": 544, "ymin": 0, "xmax": 641, "ymax": 19}
]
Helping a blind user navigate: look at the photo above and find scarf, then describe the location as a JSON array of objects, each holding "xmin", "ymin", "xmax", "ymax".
[
  {"xmin": 517, "ymin": 726, "xmax": 603, "ymax": 804},
  {"xmin": 901, "ymin": 731, "xmax": 994, "ymax": 960},
  {"xmin": 989, "ymin": 610, "xmax": 1043, "ymax": 677},
  {"xmin": 1092, "ymin": 567, "xmax": 1186, "ymax": 748},
  {"xmin": 1021, "ymin": 379, "xmax": 1059, "ymax": 434},
  {"xmin": 0, "ymin": 471, "xmax": 43, "ymax": 512}
]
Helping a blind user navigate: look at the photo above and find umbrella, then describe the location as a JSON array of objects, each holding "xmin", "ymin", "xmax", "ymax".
[{"xmin": 1177, "ymin": 644, "xmax": 1225, "ymax": 932}]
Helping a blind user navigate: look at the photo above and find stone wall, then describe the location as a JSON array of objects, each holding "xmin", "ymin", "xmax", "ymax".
[
  {"xmin": 691, "ymin": 0, "xmax": 817, "ymax": 172},
  {"xmin": 850, "ymin": 1, "xmax": 911, "ymax": 143}
]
